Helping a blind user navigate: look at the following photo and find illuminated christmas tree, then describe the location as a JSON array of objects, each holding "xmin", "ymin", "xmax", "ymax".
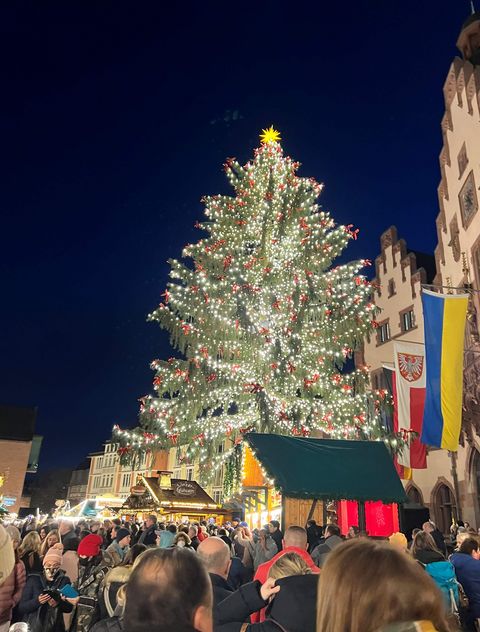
[{"xmin": 114, "ymin": 128, "xmax": 394, "ymax": 483}]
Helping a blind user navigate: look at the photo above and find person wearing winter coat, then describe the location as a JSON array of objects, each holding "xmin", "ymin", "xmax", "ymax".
[
  {"xmin": 215, "ymin": 574, "xmax": 318, "ymax": 632},
  {"xmin": 0, "ymin": 525, "xmax": 16, "ymax": 632},
  {"xmin": 450, "ymin": 537, "xmax": 480, "ymax": 622},
  {"xmin": 157, "ymin": 524, "xmax": 177, "ymax": 549},
  {"xmin": 237, "ymin": 529, "xmax": 277, "ymax": 571},
  {"xmin": 252, "ymin": 526, "xmax": 319, "ymax": 624},
  {"xmin": 15, "ymin": 543, "xmax": 73, "ymax": 632},
  {"xmin": 0, "ymin": 526, "xmax": 26, "ymax": 630},
  {"xmin": 411, "ymin": 531, "xmax": 458, "ymax": 611},
  {"xmin": 423, "ymin": 521, "xmax": 448, "ymax": 557},
  {"xmin": 61, "ymin": 537, "xmax": 80, "ymax": 585},
  {"xmin": 306, "ymin": 520, "xmax": 323, "ymax": 553},
  {"xmin": 91, "ymin": 582, "xmax": 125, "ymax": 632},
  {"xmin": 71, "ymin": 534, "xmax": 116, "ymax": 632},
  {"xmin": 105, "ymin": 529, "xmax": 131, "ymax": 567},
  {"xmin": 310, "ymin": 524, "xmax": 343, "ymax": 568},
  {"xmin": 17, "ymin": 531, "xmax": 42, "ymax": 576},
  {"xmin": 137, "ymin": 516, "xmax": 157, "ymax": 547}
]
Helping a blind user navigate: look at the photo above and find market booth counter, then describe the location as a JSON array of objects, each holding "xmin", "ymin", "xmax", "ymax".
[
  {"xmin": 243, "ymin": 433, "xmax": 408, "ymax": 537},
  {"xmin": 121, "ymin": 471, "xmax": 227, "ymax": 523}
]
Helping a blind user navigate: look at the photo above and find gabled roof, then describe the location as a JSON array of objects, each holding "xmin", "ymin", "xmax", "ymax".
[
  {"xmin": 244, "ymin": 433, "xmax": 408, "ymax": 504},
  {"xmin": 144, "ymin": 478, "xmax": 218, "ymax": 507}
]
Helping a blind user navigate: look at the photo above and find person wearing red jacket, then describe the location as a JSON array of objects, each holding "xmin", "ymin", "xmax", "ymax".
[{"xmin": 251, "ymin": 525, "xmax": 319, "ymax": 623}]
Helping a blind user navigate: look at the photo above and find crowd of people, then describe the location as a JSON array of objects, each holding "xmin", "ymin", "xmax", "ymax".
[{"xmin": 0, "ymin": 513, "xmax": 479, "ymax": 631}]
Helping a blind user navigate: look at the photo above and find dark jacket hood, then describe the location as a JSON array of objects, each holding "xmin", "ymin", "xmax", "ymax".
[{"xmin": 267, "ymin": 574, "xmax": 319, "ymax": 632}]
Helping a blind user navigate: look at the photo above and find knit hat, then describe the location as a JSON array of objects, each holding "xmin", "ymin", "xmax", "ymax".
[
  {"xmin": 78, "ymin": 534, "xmax": 103, "ymax": 558},
  {"xmin": 0, "ymin": 524, "xmax": 15, "ymax": 585},
  {"xmin": 115, "ymin": 528, "xmax": 130, "ymax": 543},
  {"xmin": 388, "ymin": 532, "xmax": 408, "ymax": 550},
  {"xmin": 43, "ymin": 543, "xmax": 64, "ymax": 567},
  {"xmin": 6, "ymin": 525, "xmax": 21, "ymax": 544}
]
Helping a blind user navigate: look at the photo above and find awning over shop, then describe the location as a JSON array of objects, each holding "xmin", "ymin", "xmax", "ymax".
[{"xmin": 244, "ymin": 433, "xmax": 408, "ymax": 504}]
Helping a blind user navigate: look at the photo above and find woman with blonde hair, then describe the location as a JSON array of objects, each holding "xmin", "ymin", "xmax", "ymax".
[
  {"xmin": 40, "ymin": 529, "xmax": 60, "ymax": 558},
  {"xmin": 17, "ymin": 531, "xmax": 42, "ymax": 575},
  {"xmin": 268, "ymin": 551, "xmax": 312, "ymax": 580},
  {"xmin": 316, "ymin": 538, "xmax": 454, "ymax": 632}
]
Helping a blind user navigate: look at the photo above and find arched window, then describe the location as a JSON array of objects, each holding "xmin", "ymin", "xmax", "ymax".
[
  {"xmin": 434, "ymin": 484, "xmax": 457, "ymax": 534},
  {"xmin": 407, "ymin": 485, "xmax": 422, "ymax": 505}
]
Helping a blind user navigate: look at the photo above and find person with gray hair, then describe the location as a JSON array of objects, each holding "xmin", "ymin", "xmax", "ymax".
[{"xmin": 197, "ymin": 536, "xmax": 233, "ymax": 607}]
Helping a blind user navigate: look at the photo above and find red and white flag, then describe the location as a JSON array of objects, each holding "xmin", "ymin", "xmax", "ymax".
[{"xmin": 393, "ymin": 341, "xmax": 427, "ymax": 469}]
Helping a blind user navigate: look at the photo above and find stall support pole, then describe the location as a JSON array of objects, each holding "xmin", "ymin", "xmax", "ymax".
[
  {"xmin": 358, "ymin": 501, "xmax": 366, "ymax": 532},
  {"xmin": 305, "ymin": 499, "xmax": 318, "ymax": 527}
]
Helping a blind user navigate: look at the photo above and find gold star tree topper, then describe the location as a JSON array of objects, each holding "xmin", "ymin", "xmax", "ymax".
[{"xmin": 260, "ymin": 126, "xmax": 281, "ymax": 144}]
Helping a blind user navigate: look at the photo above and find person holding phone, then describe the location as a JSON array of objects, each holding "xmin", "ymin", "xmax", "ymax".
[{"xmin": 16, "ymin": 543, "xmax": 73, "ymax": 632}]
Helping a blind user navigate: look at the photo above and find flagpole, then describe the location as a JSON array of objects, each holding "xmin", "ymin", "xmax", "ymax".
[{"xmin": 449, "ymin": 451, "xmax": 462, "ymax": 522}]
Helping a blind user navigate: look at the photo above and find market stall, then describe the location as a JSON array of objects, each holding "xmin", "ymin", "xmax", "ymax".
[
  {"xmin": 121, "ymin": 471, "xmax": 228, "ymax": 523},
  {"xmin": 243, "ymin": 433, "xmax": 407, "ymax": 537},
  {"xmin": 55, "ymin": 497, "xmax": 119, "ymax": 521}
]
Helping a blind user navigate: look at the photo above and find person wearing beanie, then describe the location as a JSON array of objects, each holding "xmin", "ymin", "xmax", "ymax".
[
  {"xmin": 16, "ymin": 542, "xmax": 73, "ymax": 632},
  {"xmin": 0, "ymin": 524, "xmax": 18, "ymax": 632},
  {"xmin": 105, "ymin": 528, "xmax": 131, "ymax": 566},
  {"xmin": 71, "ymin": 534, "xmax": 116, "ymax": 632}
]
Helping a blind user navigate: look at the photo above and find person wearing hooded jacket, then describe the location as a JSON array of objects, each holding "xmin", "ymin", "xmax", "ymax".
[{"xmin": 16, "ymin": 543, "xmax": 73, "ymax": 632}]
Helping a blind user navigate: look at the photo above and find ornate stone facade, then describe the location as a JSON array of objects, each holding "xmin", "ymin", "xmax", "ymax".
[{"xmin": 363, "ymin": 13, "xmax": 480, "ymax": 531}]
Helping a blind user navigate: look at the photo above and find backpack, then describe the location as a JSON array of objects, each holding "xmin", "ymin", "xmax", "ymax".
[{"xmin": 422, "ymin": 560, "xmax": 459, "ymax": 610}]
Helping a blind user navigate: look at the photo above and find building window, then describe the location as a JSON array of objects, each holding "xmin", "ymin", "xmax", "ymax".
[
  {"xmin": 186, "ymin": 467, "xmax": 193, "ymax": 481},
  {"xmin": 173, "ymin": 469, "xmax": 181, "ymax": 479},
  {"xmin": 377, "ymin": 321, "xmax": 390, "ymax": 345},
  {"xmin": 214, "ymin": 466, "xmax": 224, "ymax": 487},
  {"xmin": 371, "ymin": 369, "xmax": 387, "ymax": 391},
  {"xmin": 407, "ymin": 485, "xmax": 422, "ymax": 505},
  {"xmin": 388, "ymin": 279, "xmax": 396, "ymax": 297},
  {"xmin": 458, "ymin": 143, "xmax": 468, "ymax": 178},
  {"xmin": 434, "ymin": 484, "xmax": 457, "ymax": 534},
  {"xmin": 459, "ymin": 171, "xmax": 479, "ymax": 227},
  {"xmin": 213, "ymin": 490, "xmax": 223, "ymax": 504},
  {"xmin": 217, "ymin": 442, "xmax": 225, "ymax": 454},
  {"xmin": 401, "ymin": 309, "xmax": 415, "ymax": 332},
  {"xmin": 175, "ymin": 449, "xmax": 182, "ymax": 466}
]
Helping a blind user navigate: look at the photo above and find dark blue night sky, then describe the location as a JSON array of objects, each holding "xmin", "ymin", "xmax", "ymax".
[{"xmin": 0, "ymin": 1, "xmax": 470, "ymax": 468}]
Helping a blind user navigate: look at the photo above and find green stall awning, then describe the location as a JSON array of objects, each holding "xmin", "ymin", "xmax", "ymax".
[{"xmin": 244, "ymin": 433, "xmax": 408, "ymax": 504}]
